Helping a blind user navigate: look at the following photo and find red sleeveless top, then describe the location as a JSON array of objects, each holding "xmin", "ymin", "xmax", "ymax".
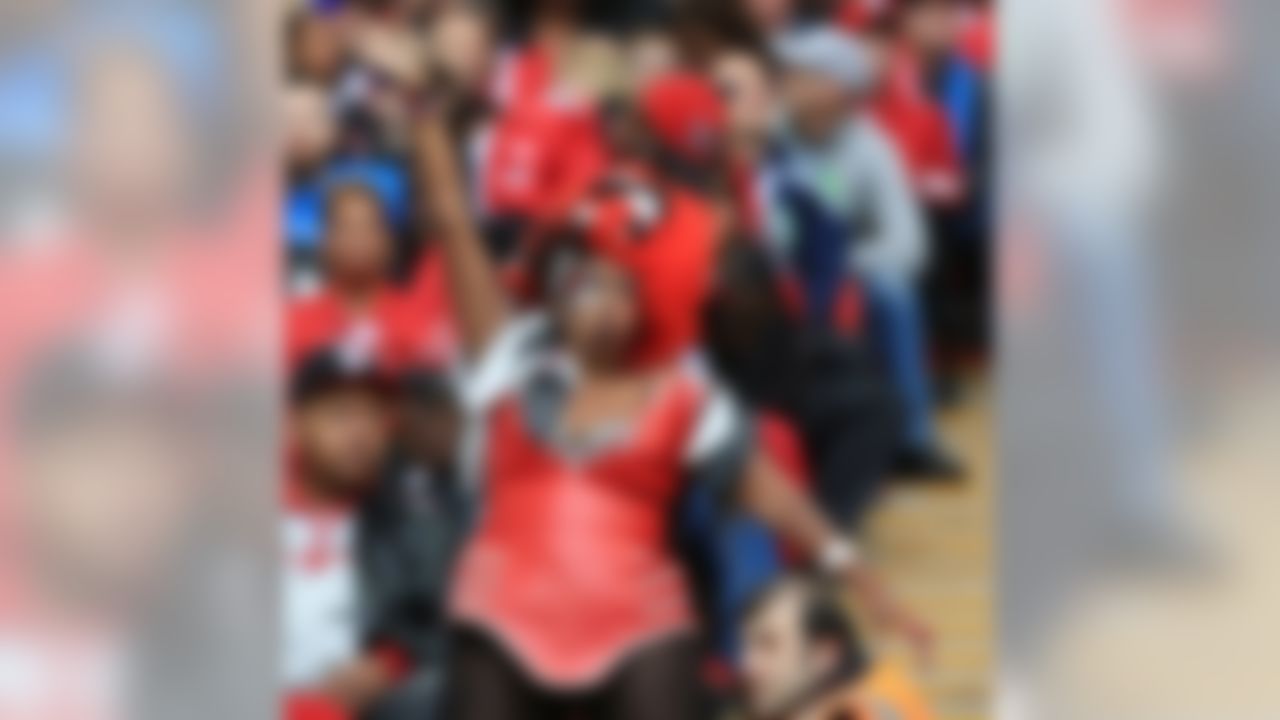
[{"xmin": 450, "ymin": 321, "xmax": 732, "ymax": 688}]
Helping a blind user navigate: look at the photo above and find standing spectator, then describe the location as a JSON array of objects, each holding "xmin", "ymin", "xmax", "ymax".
[
  {"xmin": 415, "ymin": 108, "xmax": 929, "ymax": 720},
  {"xmin": 768, "ymin": 26, "xmax": 960, "ymax": 477}
]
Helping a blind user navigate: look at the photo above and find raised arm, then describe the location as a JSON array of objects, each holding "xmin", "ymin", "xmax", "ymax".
[
  {"xmin": 738, "ymin": 449, "xmax": 934, "ymax": 661},
  {"xmin": 414, "ymin": 114, "xmax": 508, "ymax": 358}
]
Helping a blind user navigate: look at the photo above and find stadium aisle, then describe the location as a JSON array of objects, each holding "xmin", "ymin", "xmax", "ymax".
[{"xmin": 865, "ymin": 377, "xmax": 993, "ymax": 720}]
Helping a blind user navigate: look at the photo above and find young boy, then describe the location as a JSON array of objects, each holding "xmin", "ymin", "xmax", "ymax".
[
  {"xmin": 768, "ymin": 26, "xmax": 960, "ymax": 478},
  {"xmin": 284, "ymin": 347, "xmax": 460, "ymax": 720}
]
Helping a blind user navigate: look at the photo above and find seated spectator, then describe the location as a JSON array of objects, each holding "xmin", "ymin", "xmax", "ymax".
[
  {"xmin": 898, "ymin": 0, "xmax": 992, "ymax": 356},
  {"xmin": 705, "ymin": 243, "xmax": 899, "ymax": 528},
  {"xmin": 287, "ymin": 183, "xmax": 455, "ymax": 371},
  {"xmin": 713, "ymin": 47, "xmax": 780, "ymax": 237},
  {"xmin": 768, "ymin": 26, "xmax": 961, "ymax": 478},
  {"xmin": 899, "ymin": 0, "xmax": 988, "ymax": 172},
  {"xmin": 739, "ymin": 575, "xmax": 935, "ymax": 720},
  {"xmin": 286, "ymin": 109, "xmax": 415, "ymax": 287},
  {"xmin": 284, "ymin": 347, "xmax": 459, "ymax": 720},
  {"xmin": 866, "ymin": 22, "xmax": 966, "ymax": 209}
]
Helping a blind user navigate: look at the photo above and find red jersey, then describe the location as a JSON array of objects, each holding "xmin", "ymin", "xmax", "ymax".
[
  {"xmin": 481, "ymin": 46, "xmax": 608, "ymax": 223},
  {"xmin": 286, "ymin": 249, "xmax": 455, "ymax": 371}
]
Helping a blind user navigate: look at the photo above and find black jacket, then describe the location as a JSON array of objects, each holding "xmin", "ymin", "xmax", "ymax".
[
  {"xmin": 358, "ymin": 461, "xmax": 471, "ymax": 720},
  {"xmin": 704, "ymin": 245, "xmax": 900, "ymax": 528}
]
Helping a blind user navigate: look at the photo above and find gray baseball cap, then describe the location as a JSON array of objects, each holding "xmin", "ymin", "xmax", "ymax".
[{"xmin": 774, "ymin": 25, "xmax": 877, "ymax": 94}]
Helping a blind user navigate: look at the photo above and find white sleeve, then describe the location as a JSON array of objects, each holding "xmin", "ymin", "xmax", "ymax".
[
  {"xmin": 852, "ymin": 124, "xmax": 930, "ymax": 278},
  {"xmin": 760, "ymin": 166, "xmax": 797, "ymax": 261},
  {"xmin": 458, "ymin": 314, "xmax": 546, "ymax": 413},
  {"xmin": 683, "ymin": 381, "xmax": 749, "ymax": 466}
]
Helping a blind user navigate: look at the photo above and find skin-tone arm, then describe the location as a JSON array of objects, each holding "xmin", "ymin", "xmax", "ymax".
[
  {"xmin": 738, "ymin": 450, "xmax": 935, "ymax": 661},
  {"xmin": 414, "ymin": 113, "xmax": 508, "ymax": 358}
]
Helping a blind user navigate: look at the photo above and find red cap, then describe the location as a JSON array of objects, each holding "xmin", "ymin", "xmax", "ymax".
[{"xmin": 638, "ymin": 71, "xmax": 727, "ymax": 165}]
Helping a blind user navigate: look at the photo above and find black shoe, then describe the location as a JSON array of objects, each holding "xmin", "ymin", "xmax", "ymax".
[{"xmin": 892, "ymin": 445, "xmax": 966, "ymax": 482}]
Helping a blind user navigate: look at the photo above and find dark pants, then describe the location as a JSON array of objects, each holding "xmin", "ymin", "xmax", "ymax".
[{"xmin": 447, "ymin": 630, "xmax": 705, "ymax": 720}]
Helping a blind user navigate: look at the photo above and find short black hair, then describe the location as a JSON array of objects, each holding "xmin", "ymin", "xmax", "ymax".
[{"xmin": 291, "ymin": 346, "xmax": 394, "ymax": 407}]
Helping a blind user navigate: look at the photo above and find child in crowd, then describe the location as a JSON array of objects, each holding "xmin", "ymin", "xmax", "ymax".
[
  {"xmin": 767, "ymin": 25, "xmax": 961, "ymax": 478},
  {"xmin": 739, "ymin": 575, "xmax": 935, "ymax": 720},
  {"xmin": 284, "ymin": 347, "xmax": 461, "ymax": 720}
]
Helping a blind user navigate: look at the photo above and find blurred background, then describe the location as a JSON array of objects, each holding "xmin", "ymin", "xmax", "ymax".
[{"xmin": 1003, "ymin": 0, "xmax": 1280, "ymax": 717}]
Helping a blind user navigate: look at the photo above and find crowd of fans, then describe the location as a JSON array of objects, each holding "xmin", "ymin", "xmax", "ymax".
[{"xmin": 283, "ymin": 0, "xmax": 992, "ymax": 718}]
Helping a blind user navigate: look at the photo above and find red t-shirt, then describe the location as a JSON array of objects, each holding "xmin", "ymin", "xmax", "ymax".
[{"xmin": 287, "ymin": 249, "xmax": 455, "ymax": 372}]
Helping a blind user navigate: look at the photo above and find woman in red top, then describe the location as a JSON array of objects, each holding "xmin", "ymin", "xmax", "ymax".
[{"xmin": 417, "ymin": 107, "xmax": 927, "ymax": 720}]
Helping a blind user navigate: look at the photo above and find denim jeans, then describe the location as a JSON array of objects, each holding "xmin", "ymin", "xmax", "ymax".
[{"xmin": 860, "ymin": 270, "xmax": 937, "ymax": 449}]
